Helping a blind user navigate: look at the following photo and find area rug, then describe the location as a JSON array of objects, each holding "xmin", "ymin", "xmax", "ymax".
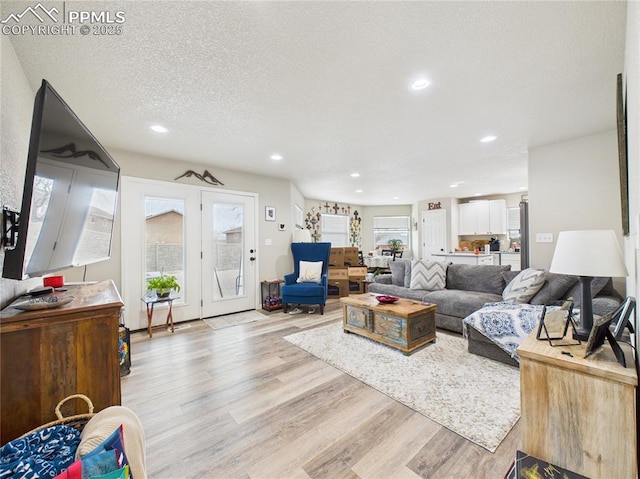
[
  {"xmin": 284, "ymin": 322, "xmax": 520, "ymax": 452},
  {"xmin": 203, "ymin": 310, "xmax": 267, "ymax": 330}
]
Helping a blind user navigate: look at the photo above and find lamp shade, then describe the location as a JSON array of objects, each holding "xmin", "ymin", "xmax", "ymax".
[
  {"xmin": 291, "ymin": 228, "xmax": 312, "ymax": 243},
  {"xmin": 549, "ymin": 230, "xmax": 628, "ymax": 277}
]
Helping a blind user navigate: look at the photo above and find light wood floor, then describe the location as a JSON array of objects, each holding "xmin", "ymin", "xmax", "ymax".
[{"xmin": 121, "ymin": 299, "xmax": 521, "ymax": 478}]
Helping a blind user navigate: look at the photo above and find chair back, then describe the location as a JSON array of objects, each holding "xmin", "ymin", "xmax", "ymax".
[{"xmin": 291, "ymin": 242, "xmax": 331, "ymax": 277}]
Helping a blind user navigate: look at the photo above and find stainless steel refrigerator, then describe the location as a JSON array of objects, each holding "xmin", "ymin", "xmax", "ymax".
[{"xmin": 519, "ymin": 201, "xmax": 529, "ymax": 269}]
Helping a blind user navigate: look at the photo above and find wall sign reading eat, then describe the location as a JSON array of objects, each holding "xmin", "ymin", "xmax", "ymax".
[{"xmin": 428, "ymin": 202, "xmax": 441, "ymax": 210}]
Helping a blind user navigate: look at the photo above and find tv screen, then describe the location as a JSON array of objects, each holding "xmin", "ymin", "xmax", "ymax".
[{"xmin": 2, "ymin": 80, "xmax": 120, "ymax": 280}]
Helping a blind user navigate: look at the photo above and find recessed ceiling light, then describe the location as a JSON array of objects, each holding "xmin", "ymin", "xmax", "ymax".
[
  {"xmin": 270, "ymin": 154, "xmax": 283, "ymax": 161},
  {"xmin": 350, "ymin": 173, "xmax": 360, "ymax": 178},
  {"xmin": 480, "ymin": 135, "xmax": 497, "ymax": 143},
  {"xmin": 410, "ymin": 78, "xmax": 431, "ymax": 91},
  {"xmin": 355, "ymin": 189, "xmax": 363, "ymax": 193},
  {"xmin": 393, "ymin": 196, "xmax": 399, "ymax": 200},
  {"xmin": 449, "ymin": 184, "xmax": 459, "ymax": 188},
  {"xmin": 519, "ymin": 186, "xmax": 527, "ymax": 190},
  {"xmin": 150, "ymin": 125, "xmax": 168, "ymax": 133},
  {"xmin": 473, "ymin": 193, "xmax": 483, "ymax": 197}
]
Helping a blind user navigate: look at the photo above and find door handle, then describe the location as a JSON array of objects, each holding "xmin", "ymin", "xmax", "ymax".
[{"xmin": 249, "ymin": 257, "xmax": 256, "ymax": 261}]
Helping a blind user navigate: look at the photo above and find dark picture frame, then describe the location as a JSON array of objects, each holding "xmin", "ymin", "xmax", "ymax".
[{"xmin": 617, "ymin": 73, "xmax": 629, "ymax": 236}]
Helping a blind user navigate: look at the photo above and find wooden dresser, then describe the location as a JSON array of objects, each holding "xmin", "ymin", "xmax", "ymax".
[
  {"xmin": 0, "ymin": 280, "xmax": 123, "ymax": 444},
  {"xmin": 517, "ymin": 331, "xmax": 637, "ymax": 478}
]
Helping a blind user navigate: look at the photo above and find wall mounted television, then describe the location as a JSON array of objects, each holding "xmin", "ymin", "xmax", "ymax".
[{"xmin": 2, "ymin": 79, "xmax": 120, "ymax": 280}]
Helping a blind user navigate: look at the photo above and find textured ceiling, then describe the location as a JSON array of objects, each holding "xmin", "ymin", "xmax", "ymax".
[{"xmin": 2, "ymin": 1, "xmax": 627, "ymax": 205}]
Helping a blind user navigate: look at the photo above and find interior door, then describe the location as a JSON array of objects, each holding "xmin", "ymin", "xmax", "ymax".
[
  {"xmin": 422, "ymin": 209, "xmax": 447, "ymax": 258},
  {"xmin": 201, "ymin": 190, "xmax": 257, "ymax": 317}
]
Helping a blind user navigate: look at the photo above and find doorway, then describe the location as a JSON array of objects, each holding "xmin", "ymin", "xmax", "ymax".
[
  {"xmin": 120, "ymin": 177, "xmax": 258, "ymax": 331},
  {"xmin": 422, "ymin": 209, "xmax": 447, "ymax": 259},
  {"xmin": 201, "ymin": 190, "xmax": 256, "ymax": 317}
]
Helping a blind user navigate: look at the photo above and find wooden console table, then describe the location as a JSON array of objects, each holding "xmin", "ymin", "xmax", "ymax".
[
  {"xmin": 517, "ymin": 332, "xmax": 637, "ymax": 478},
  {"xmin": 341, "ymin": 294, "xmax": 436, "ymax": 355},
  {"xmin": 0, "ymin": 280, "xmax": 123, "ymax": 444}
]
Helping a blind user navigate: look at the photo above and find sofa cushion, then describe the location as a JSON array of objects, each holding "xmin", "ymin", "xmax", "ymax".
[
  {"xmin": 423, "ymin": 289, "xmax": 503, "ymax": 319},
  {"xmin": 562, "ymin": 277, "xmax": 611, "ymax": 304},
  {"xmin": 503, "ymin": 268, "xmax": 546, "ymax": 303},
  {"xmin": 389, "ymin": 260, "xmax": 406, "ymax": 286},
  {"xmin": 529, "ymin": 272, "xmax": 578, "ymax": 305},
  {"xmin": 367, "ymin": 282, "xmax": 427, "ymax": 301},
  {"xmin": 409, "ymin": 259, "xmax": 447, "ymax": 291},
  {"xmin": 446, "ymin": 264, "xmax": 511, "ymax": 295}
]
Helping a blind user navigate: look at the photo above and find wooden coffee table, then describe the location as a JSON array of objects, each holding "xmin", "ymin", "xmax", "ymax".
[{"xmin": 340, "ymin": 294, "xmax": 437, "ymax": 355}]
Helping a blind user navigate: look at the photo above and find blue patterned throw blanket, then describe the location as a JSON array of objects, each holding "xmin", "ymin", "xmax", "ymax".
[
  {"xmin": 463, "ymin": 301, "xmax": 546, "ymax": 362},
  {"xmin": 0, "ymin": 425, "xmax": 81, "ymax": 478}
]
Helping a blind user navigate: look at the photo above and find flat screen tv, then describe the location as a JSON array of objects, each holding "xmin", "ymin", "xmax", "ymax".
[{"xmin": 2, "ymin": 79, "xmax": 120, "ymax": 280}]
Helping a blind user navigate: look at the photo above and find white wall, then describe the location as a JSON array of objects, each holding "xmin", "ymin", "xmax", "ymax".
[
  {"xmin": 624, "ymin": 1, "xmax": 639, "ymax": 311},
  {"xmin": 528, "ymin": 130, "xmax": 623, "ymax": 270},
  {"xmin": 0, "ymin": 37, "xmax": 42, "ymax": 307}
]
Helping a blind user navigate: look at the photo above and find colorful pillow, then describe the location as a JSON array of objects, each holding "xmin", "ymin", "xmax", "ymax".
[
  {"xmin": 409, "ymin": 259, "xmax": 448, "ymax": 291},
  {"xmin": 503, "ymin": 268, "xmax": 546, "ymax": 303},
  {"xmin": 76, "ymin": 406, "xmax": 145, "ymax": 479},
  {"xmin": 90, "ymin": 465, "xmax": 130, "ymax": 479},
  {"xmin": 296, "ymin": 261, "xmax": 323, "ymax": 283}
]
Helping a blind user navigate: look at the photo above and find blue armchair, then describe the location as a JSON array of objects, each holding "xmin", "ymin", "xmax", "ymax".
[{"xmin": 282, "ymin": 242, "xmax": 331, "ymax": 314}]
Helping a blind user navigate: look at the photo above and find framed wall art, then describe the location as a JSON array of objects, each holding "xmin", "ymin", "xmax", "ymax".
[{"xmin": 265, "ymin": 206, "xmax": 276, "ymax": 222}]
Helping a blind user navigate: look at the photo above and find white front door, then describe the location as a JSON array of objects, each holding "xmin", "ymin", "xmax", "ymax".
[
  {"xmin": 201, "ymin": 190, "xmax": 257, "ymax": 317},
  {"xmin": 422, "ymin": 209, "xmax": 447, "ymax": 259}
]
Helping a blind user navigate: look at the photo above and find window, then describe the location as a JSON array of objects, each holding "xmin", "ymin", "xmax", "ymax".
[
  {"xmin": 321, "ymin": 214, "xmax": 349, "ymax": 246},
  {"xmin": 373, "ymin": 216, "xmax": 410, "ymax": 249}
]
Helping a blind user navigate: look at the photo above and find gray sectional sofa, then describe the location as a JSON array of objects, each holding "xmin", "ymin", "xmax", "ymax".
[{"xmin": 367, "ymin": 259, "xmax": 622, "ymax": 365}]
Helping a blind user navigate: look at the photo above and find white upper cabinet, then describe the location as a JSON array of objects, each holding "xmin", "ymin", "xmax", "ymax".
[
  {"xmin": 459, "ymin": 199, "xmax": 506, "ymax": 235},
  {"xmin": 489, "ymin": 200, "xmax": 507, "ymax": 234}
]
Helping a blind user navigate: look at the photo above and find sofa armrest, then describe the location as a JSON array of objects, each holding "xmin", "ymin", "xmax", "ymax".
[{"xmin": 374, "ymin": 274, "xmax": 392, "ymax": 285}]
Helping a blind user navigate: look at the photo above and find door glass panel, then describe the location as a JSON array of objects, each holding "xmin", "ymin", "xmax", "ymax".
[
  {"xmin": 211, "ymin": 202, "xmax": 244, "ymax": 300},
  {"xmin": 144, "ymin": 196, "xmax": 185, "ymax": 302}
]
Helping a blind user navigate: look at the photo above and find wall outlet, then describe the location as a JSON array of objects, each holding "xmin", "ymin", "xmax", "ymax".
[
  {"xmin": 265, "ymin": 238, "xmax": 272, "ymax": 246},
  {"xmin": 536, "ymin": 233, "xmax": 554, "ymax": 243}
]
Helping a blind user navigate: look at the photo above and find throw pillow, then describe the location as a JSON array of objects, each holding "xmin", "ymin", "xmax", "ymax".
[
  {"xmin": 297, "ymin": 261, "xmax": 323, "ymax": 283},
  {"xmin": 503, "ymin": 268, "xmax": 546, "ymax": 303},
  {"xmin": 409, "ymin": 259, "xmax": 447, "ymax": 291},
  {"xmin": 389, "ymin": 260, "xmax": 406, "ymax": 287},
  {"xmin": 529, "ymin": 272, "xmax": 578, "ymax": 305}
]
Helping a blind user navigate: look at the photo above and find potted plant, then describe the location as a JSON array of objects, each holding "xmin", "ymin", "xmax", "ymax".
[
  {"xmin": 147, "ymin": 274, "xmax": 181, "ymax": 298},
  {"xmin": 387, "ymin": 239, "xmax": 403, "ymax": 251}
]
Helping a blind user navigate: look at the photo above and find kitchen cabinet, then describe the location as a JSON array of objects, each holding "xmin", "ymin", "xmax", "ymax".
[
  {"xmin": 500, "ymin": 252, "xmax": 521, "ymax": 271},
  {"xmin": 458, "ymin": 200, "xmax": 506, "ymax": 235}
]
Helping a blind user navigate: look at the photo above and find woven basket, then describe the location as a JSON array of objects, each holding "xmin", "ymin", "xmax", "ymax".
[{"xmin": 19, "ymin": 394, "xmax": 95, "ymax": 438}]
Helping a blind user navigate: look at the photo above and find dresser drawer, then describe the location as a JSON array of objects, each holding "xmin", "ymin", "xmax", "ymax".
[
  {"xmin": 345, "ymin": 305, "xmax": 370, "ymax": 330},
  {"xmin": 329, "ymin": 267, "xmax": 348, "ymax": 280}
]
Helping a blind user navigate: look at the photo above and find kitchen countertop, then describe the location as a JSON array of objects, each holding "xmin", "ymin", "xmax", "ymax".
[{"xmin": 432, "ymin": 252, "xmax": 494, "ymax": 257}]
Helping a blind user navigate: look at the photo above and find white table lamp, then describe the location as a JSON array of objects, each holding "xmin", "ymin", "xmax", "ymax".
[
  {"xmin": 291, "ymin": 228, "xmax": 312, "ymax": 243},
  {"xmin": 549, "ymin": 230, "xmax": 628, "ymax": 340}
]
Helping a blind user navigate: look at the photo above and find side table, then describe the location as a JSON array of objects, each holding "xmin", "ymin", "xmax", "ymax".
[
  {"xmin": 141, "ymin": 293, "xmax": 179, "ymax": 337},
  {"xmin": 517, "ymin": 331, "xmax": 637, "ymax": 478},
  {"xmin": 261, "ymin": 280, "xmax": 283, "ymax": 311}
]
